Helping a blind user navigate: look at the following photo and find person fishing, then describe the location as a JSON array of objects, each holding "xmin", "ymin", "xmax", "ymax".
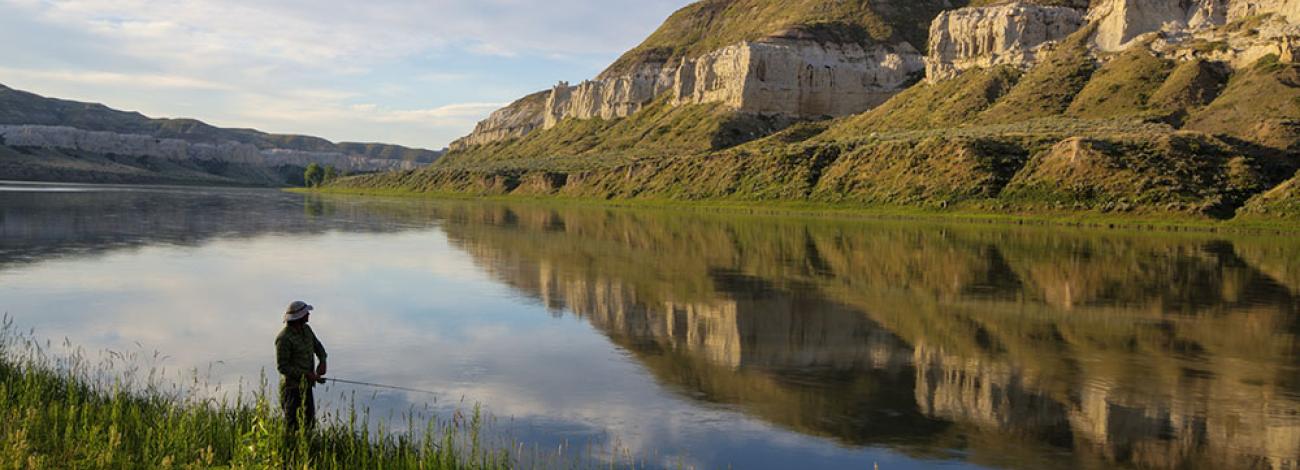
[{"xmin": 276, "ymin": 300, "xmax": 328, "ymax": 433}]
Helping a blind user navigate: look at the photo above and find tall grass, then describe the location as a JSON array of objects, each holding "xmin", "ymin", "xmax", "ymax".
[{"xmin": 0, "ymin": 316, "xmax": 517, "ymax": 469}]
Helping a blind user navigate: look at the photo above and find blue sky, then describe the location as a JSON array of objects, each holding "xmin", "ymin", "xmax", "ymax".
[{"xmin": 0, "ymin": 0, "xmax": 690, "ymax": 149}]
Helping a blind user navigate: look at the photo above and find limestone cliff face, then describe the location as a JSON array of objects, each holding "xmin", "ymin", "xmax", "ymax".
[
  {"xmin": 448, "ymin": 92, "xmax": 547, "ymax": 150},
  {"xmin": 1230, "ymin": 0, "xmax": 1300, "ymax": 21},
  {"xmin": 1088, "ymin": 0, "xmax": 1229, "ymax": 51},
  {"xmin": 460, "ymin": 30, "xmax": 925, "ymax": 146},
  {"xmin": 1087, "ymin": 0, "xmax": 1300, "ymax": 52},
  {"xmin": 540, "ymin": 35, "xmax": 923, "ymax": 128},
  {"xmin": 925, "ymin": 0, "xmax": 1300, "ymax": 80},
  {"xmin": 926, "ymin": 2, "xmax": 1086, "ymax": 82},
  {"xmin": 686, "ymin": 35, "xmax": 922, "ymax": 117},
  {"xmin": 0, "ymin": 125, "xmax": 418, "ymax": 172}
]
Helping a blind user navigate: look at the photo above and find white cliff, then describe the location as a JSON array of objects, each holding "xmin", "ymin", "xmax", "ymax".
[
  {"xmin": 928, "ymin": 0, "xmax": 1300, "ymax": 78},
  {"xmin": 540, "ymin": 32, "xmax": 923, "ymax": 129},
  {"xmin": 461, "ymin": 30, "xmax": 925, "ymax": 145},
  {"xmin": 1087, "ymin": 0, "xmax": 1300, "ymax": 52},
  {"xmin": 1229, "ymin": 0, "xmax": 1300, "ymax": 22},
  {"xmin": 1088, "ymin": 0, "xmax": 1229, "ymax": 51},
  {"xmin": 682, "ymin": 33, "xmax": 923, "ymax": 117},
  {"xmin": 926, "ymin": 2, "xmax": 1086, "ymax": 81},
  {"xmin": 448, "ymin": 91, "xmax": 548, "ymax": 150}
]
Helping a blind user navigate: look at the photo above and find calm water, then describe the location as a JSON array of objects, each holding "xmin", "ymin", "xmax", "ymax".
[{"xmin": 2, "ymin": 182, "xmax": 1298, "ymax": 469}]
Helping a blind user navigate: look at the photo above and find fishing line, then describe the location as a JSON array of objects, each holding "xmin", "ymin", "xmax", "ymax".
[{"xmin": 321, "ymin": 377, "xmax": 441, "ymax": 397}]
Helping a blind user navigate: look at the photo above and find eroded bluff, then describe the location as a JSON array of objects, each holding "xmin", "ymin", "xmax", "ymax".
[
  {"xmin": 453, "ymin": 27, "xmax": 926, "ymax": 150},
  {"xmin": 457, "ymin": 0, "xmax": 1300, "ymax": 150},
  {"xmin": 925, "ymin": 0, "xmax": 1300, "ymax": 82},
  {"xmin": 926, "ymin": 2, "xmax": 1085, "ymax": 82}
]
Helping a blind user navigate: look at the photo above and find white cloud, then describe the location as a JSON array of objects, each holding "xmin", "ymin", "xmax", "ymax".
[
  {"xmin": 6, "ymin": 0, "xmax": 685, "ymax": 68},
  {"xmin": 468, "ymin": 42, "xmax": 519, "ymax": 58},
  {"xmin": 370, "ymin": 102, "xmax": 506, "ymax": 123},
  {"xmin": 0, "ymin": 0, "xmax": 690, "ymax": 148},
  {"xmin": 0, "ymin": 66, "xmax": 233, "ymax": 91}
]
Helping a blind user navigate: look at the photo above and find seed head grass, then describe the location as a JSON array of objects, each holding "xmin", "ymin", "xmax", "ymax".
[{"xmin": 0, "ymin": 315, "xmax": 611, "ymax": 469}]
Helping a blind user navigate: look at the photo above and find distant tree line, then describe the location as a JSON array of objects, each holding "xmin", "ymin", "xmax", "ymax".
[{"xmin": 303, "ymin": 163, "xmax": 343, "ymax": 188}]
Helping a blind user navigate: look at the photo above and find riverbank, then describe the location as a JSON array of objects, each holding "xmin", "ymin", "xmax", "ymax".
[
  {"xmin": 299, "ymin": 187, "xmax": 1300, "ymax": 235},
  {"xmin": 0, "ymin": 318, "xmax": 509, "ymax": 469}
]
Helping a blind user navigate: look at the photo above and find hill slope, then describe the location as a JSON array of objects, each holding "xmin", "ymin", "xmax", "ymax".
[{"xmin": 0, "ymin": 84, "xmax": 442, "ymax": 186}]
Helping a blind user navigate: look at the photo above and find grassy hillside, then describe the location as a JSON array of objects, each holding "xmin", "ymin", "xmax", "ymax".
[
  {"xmin": 822, "ymin": 66, "xmax": 1022, "ymax": 135},
  {"xmin": 0, "ymin": 144, "xmax": 292, "ymax": 186},
  {"xmin": 1000, "ymin": 134, "xmax": 1271, "ymax": 218},
  {"xmin": 438, "ymin": 97, "xmax": 788, "ymax": 168},
  {"xmin": 979, "ymin": 25, "xmax": 1099, "ymax": 124},
  {"xmin": 1184, "ymin": 54, "xmax": 1300, "ymax": 149},
  {"xmin": 1240, "ymin": 170, "xmax": 1300, "ymax": 219},
  {"xmin": 1065, "ymin": 49, "xmax": 1175, "ymax": 119}
]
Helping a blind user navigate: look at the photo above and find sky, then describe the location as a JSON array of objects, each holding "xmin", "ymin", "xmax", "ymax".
[{"xmin": 0, "ymin": 0, "xmax": 690, "ymax": 150}]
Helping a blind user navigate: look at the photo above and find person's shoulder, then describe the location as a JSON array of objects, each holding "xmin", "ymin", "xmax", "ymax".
[{"xmin": 275, "ymin": 326, "xmax": 292, "ymax": 341}]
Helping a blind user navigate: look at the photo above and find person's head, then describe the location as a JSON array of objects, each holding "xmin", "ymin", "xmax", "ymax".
[{"xmin": 284, "ymin": 300, "xmax": 313, "ymax": 325}]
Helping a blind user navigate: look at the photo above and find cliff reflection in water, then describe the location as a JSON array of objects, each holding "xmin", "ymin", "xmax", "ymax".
[{"xmin": 437, "ymin": 204, "xmax": 1300, "ymax": 470}]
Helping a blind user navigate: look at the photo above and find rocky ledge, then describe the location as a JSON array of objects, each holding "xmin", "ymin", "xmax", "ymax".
[
  {"xmin": 453, "ymin": 27, "xmax": 926, "ymax": 150},
  {"xmin": 0, "ymin": 125, "xmax": 420, "ymax": 173}
]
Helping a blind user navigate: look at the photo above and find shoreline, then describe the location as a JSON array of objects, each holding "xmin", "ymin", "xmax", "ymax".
[{"xmin": 296, "ymin": 187, "xmax": 1300, "ymax": 236}]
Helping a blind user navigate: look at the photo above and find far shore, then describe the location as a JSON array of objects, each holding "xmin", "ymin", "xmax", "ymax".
[{"xmin": 292, "ymin": 187, "xmax": 1300, "ymax": 235}]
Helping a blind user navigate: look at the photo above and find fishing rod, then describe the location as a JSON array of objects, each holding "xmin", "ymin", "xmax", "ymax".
[{"xmin": 318, "ymin": 377, "xmax": 441, "ymax": 397}]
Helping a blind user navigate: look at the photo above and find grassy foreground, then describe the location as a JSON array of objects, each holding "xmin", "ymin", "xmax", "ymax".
[{"xmin": 0, "ymin": 317, "xmax": 514, "ymax": 469}]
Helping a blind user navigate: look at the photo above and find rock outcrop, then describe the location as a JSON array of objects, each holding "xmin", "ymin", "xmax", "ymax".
[
  {"xmin": 1085, "ymin": 0, "xmax": 1300, "ymax": 53},
  {"xmin": 926, "ymin": 2, "xmax": 1085, "ymax": 82},
  {"xmin": 448, "ymin": 91, "xmax": 547, "ymax": 150},
  {"xmin": 461, "ymin": 28, "xmax": 925, "ymax": 147},
  {"xmin": 1230, "ymin": 0, "xmax": 1300, "ymax": 22},
  {"xmin": 922, "ymin": 0, "xmax": 1300, "ymax": 79},
  {"xmin": 542, "ymin": 35, "xmax": 922, "ymax": 128},
  {"xmin": 0, "ymin": 125, "xmax": 418, "ymax": 172},
  {"xmin": 1088, "ymin": 0, "xmax": 1229, "ymax": 51}
]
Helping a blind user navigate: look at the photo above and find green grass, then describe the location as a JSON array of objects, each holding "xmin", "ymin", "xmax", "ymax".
[
  {"xmin": 979, "ymin": 24, "xmax": 1099, "ymax": 124},
  {"xmin": 301, "ymin": 186, "xmax": 1300, "ymax": 234},
  {"xmin": 1065, "ymin": 49, "xmax": 1174, "ymax": 119},
  {"xmin": 0, "ymin": 317, "xmax": 521, "ymax": 469},
  {"xmin": 1185, "ymin": 54, "xmax": 1300, "ymax": 145},
  {"xmin": 823, "ymin": 66, "xmax": 1022, "ymax": 135},
  {"xmin": 1147, "ymin": 58, "xmax": 1228, "ymax": 114},
  {"xmin": 439, "ymin": 97, "xmax": 782, "ymax": 167}
]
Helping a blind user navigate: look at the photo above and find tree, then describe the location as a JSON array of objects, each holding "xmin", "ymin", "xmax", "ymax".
[
  {"xmin": 323, "ymin": 165, "xmax": 338, "ymax": 183},
  {"xmin": 304, "ymin": 163, "xmax": 323, "ymax": 188}
]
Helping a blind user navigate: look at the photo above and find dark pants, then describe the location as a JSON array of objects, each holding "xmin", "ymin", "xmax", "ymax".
[{"xmin": 281, "ymin": 384, "xmax": 316, "ymax": 433}]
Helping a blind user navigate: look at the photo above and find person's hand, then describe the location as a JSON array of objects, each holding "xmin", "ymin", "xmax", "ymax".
[
  {"xmin": 316, "ymin": 361, "xmax": 327, "ymax": 377},
  {"xmin": 307, "ymin": 372, "xmax": 320, "ymax": 382}
]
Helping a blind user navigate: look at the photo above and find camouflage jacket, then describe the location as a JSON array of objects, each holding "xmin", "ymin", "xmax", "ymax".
[{"xmin": 276, "ymin": 324, "xmax": 327, "ymax": 388}]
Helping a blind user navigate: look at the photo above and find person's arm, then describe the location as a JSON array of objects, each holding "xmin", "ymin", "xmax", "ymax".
[{"xmin": 313, "ymin": 336, "xmax": 328, "ymax": 377}]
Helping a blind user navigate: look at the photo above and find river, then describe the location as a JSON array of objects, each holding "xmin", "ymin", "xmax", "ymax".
[{"xmin": 1, "ymin": 181, "xmax": 1297, "ymax": 469}]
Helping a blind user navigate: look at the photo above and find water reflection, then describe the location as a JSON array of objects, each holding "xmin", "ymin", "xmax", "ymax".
[
  {"xmin": 1, "ymin": 183, "xmax": 1298, "ymax": 469},
  {"xmin": 440, "ymin": 204, "xmax": 1300, "ymax": 469}
]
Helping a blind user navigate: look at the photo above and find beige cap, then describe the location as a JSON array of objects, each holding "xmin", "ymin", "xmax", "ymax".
[{"xmin": 284, "ymin": 300, "xmax": 313, "ymax": 322}]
